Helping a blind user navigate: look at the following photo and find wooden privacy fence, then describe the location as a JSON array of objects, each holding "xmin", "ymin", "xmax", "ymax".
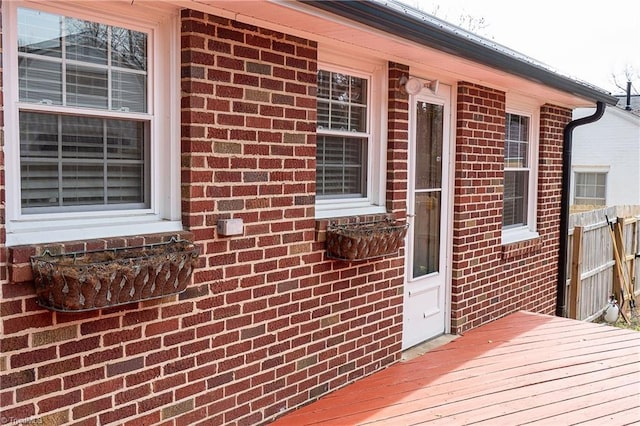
[{"xmin": 566, "ymin": 206, "xmax": 640, "ymax": 321}]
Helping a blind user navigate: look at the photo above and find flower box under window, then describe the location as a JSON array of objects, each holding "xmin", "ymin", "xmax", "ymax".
[
  {"xmin": 326, "ymin": 219, "xmax": 409, "ymax": 261},
  {"xmin": 31, "ymin": 239, "xmax": 199, "ymax": 312}
]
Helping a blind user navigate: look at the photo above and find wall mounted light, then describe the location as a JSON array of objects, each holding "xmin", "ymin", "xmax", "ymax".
[{"xmin": 398, "ymin": 75, "xmax": 439, "ymax": 95}]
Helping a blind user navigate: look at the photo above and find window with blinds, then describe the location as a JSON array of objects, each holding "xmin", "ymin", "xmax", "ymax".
[
  {"xmin": 316, "ymin": 70, "xmax": 369, "ymax": 198},
  {"xmin": 503, "ymin": 113, "xmax": 530, "ymax": 228},
  {"xmin": 17, "ymin": 7, "xmax": 149, "ymax": 213},
  {"xmin": 574, "ymin": 172, "xmax": 607, "ymax": 206}
]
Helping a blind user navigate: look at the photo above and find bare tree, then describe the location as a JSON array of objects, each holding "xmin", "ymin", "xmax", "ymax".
[
  {"xmin": 611, "ymin": 64, "xmax": 639, "ymax": 95},
  {"xmin": 413, "ymin": 3, "xmax": 492, "ymax": 37}
]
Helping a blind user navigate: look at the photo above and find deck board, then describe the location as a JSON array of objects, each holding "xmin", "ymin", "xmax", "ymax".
[{"xmin": 271, "ymin": 311, "xmax": 640, "ymax": 425}]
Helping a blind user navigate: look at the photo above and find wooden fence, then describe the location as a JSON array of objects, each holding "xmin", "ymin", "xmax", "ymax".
[{"xmin": 566, "ymin": 206, "xmax": 640, "ymax": 321}]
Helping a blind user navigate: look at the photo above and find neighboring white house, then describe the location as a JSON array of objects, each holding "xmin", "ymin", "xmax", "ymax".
[{"xmin": 572, "ymin": 97, "xmax": 640, "ymax": 208}]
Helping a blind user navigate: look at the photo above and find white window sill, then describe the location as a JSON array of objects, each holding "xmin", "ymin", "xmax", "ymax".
[
  {"xmin": 501, "ymin": 228, "xmax": 540, "ymax": 245},
  {"xmin": 315, "ymin": 204, "xmax": 387, "ymax": 220},
  {"xmin": 6, "ymin": 217, "xmax": 183, "ymax": 247}
]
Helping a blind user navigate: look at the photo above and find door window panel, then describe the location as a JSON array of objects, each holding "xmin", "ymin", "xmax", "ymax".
[{"xmin": 412, "ymin": 101, "xmax": 444, "ymax": 279}]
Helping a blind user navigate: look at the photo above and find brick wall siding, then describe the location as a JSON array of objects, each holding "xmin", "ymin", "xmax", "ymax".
[
  {"xmin": 0, "ymin": 3, "xmax": 576, "ymax": 424},
  {"xmin": 0, "ymin": 10, "xmax": 406, "ymax": 425},
  {"xmin": 386, "ymin": 62, "xmax": 410, "ymax": 215},
  {"xmin": 451, "ymin": 82, "xmax": 572, "ymax": 333}
]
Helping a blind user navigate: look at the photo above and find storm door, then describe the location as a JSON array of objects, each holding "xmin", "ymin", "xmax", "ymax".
[{"xmin": 402, "ymin": 85, "xmax": 451, "ymax": 350}]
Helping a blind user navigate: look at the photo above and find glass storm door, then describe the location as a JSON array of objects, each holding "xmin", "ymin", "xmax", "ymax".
[{"xmin": 402, "ymin": 86, "xmax": 451, "ymax": 350}]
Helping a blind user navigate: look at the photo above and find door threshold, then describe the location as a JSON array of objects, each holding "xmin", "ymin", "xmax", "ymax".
[{"xmin": 401, "ymin": 334, "xmax": 459, "ymax": 362}]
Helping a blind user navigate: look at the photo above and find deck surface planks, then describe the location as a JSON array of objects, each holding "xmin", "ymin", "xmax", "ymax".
[{"xmin": 271, "ymin": 311, "xmax": 640, "ymax": 425}]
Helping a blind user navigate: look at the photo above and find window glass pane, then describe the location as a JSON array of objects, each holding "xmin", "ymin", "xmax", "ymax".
[
  {"xmin": 317, "ymin": 70, "xmax": 367, "ymax": 133},
  {"xmin": 108, "ymin": 164, "xmax": 145, "ymax": 204},
  {"xmin": 112, "ymin": 71, "xmax": 147, "ymax": 112},
  {"xmin": 19, "ymin": 57, "xmax": 63, "ymax": 104},
  {"xmin": 20, "ymin": 112, "xmax": 149, "ymax": 212},
  {"xmin": 66, "ymin": 64, "xmax": 108, "ymax": 109},
  {"xmin": 317, "ymin": 100, "xmax": 329, "ymax": 129},
  {"xmin": 21, "ymin": 162, "xmax": 60, "ymax": 208},
  {"xmin": 415, "ymin": 102, "xmax": 443, "ymax": 190},
  {"xmin": 574, "ymin": 172, "xmax": 606, "ymax": 206},
  {"xmin": 413, "ymin": 192, "xmax": 440, "ymax": 278},
  {"xmin": 62, "ymin": 163, "xmax": 105, "ymax": 206},
  {"xmin": 20, "ymin": 112, "xmax": 59, "ymax": 158},
  {"xmin": 505, "ymin": 140, "xmax": 527, "ymax": 168},
  {"xmin": 505, "ymin": 113, "xmax": 529, "ymax": 168},
  {"xmin": 317, "ymin": 136, "xmax": 367, "ymax": 197},
  {"xmin": 506, "ymin": 114, "xmax": 529, "ymax": 142},
  {"xmin": 61, "ymin": 115, "xmax": 104, "ymax": 159},
  {"xmin": 107, "ymin": 120, "xmax": 145, "ymax": 160},
  {"xmin": 503, "ymin": 170, "xmax": 528, "ymax": 227},
  {"xmin": 349, "ymin": 76, "xmax": 367, "ymax": 105},
  {"xmin": 349, "ymin": 106, "xmax": 367, "ymax": 132},
  {"xmin": 18, "ymin": 8, "xmax": 148, "ymax": 113},
  {"xmin": 329, "ymin": 104, "xmax": 349, "ymax": 130},
  {"xmin": 330, "ymin": 73, "xmax": 349, "ymax": 102},
  {"xmin": 111, "ymin": 27, "xmax": 147, "ymax": 71},
  {"xmin": 64, "ymin": 18, "xmax": 108, "ymax": 65},
  {"xmin": 317, "ymin": 70, "xmax": 330, "ymax": 99},
  {"xmin": 18, "ymin": 8, "xmax": 62, "ymax": 57}
]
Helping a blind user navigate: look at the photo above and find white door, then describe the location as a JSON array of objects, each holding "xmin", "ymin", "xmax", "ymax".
[{"xmin": 402, "ymin": 84, "xmax": 451, "ymax": 350}]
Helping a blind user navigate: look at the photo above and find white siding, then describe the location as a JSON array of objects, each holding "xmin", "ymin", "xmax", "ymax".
[{"xmin": 572, "ymin": 107, "xmax": 640, "ymax": 206}]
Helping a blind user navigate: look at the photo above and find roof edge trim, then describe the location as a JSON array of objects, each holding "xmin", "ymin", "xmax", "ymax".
[{"xmin": 300, "ymin": 0, "xmax": 619, "ymax": 106}]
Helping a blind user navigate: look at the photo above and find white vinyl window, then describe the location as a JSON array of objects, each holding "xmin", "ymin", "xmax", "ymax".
[
  {"xmin": 502, "ymin": 103, "xmax": 539, "ymax": 244},
  {"xmin": 4, "ymin": 1, "xmax": 181, "ymax": 246},
  {"xmin": 317, "ymin": 70, "xmax": 368, "ymax": 198},
  {"xmin": 503, "ymin": 113, "xmax": 530, "ymax": 228},
  {"xmin": 315, "ymin": 54, "xmax": 387, "ymax": 218},
  {"xmin": 574, "ymin": 172, "xmax": 607, "ymax": 206}
]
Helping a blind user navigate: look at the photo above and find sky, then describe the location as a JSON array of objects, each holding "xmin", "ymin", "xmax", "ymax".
[{"xmin": 400, "ymin": 0, "xmax": 640, "ymax": 95}]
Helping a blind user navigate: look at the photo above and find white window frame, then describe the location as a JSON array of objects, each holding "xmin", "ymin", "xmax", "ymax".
[
  {"xmin": 572, "ymin": 166, "xmax": 609, "ymax": 206},
  {"xmin": 502, "ymin": 98, "xmax": 540, "ymax": 244},
  {"xmin": 315, "ymin": 50, "xmax": 387, "ymax": 219},
  {"xmin": 3, "ymin": 1, "xmax": 182, "ymax": 246}
]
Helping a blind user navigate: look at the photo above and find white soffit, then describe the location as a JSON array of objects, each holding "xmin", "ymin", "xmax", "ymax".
[{"xmin": 177, "ymin": 0, "xmax": 595, "ymax": 108}]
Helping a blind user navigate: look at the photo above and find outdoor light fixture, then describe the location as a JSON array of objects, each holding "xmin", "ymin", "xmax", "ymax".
[{"xmin": 398, "ymin": 75, "xmax": 439, "ymax": 95}]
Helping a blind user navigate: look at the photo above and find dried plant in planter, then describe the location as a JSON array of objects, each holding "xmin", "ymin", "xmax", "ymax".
[
  {"xmin": 326, "ymin": 219, "xmax": 409, "ymax": 261},
  {"xmin": 31, "ymin": 239, "xmax": 199, "ymax": 312}
]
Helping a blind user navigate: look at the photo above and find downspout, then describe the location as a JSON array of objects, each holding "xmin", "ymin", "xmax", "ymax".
[{"xmin": 556, "ymin": 101, "xmax": 606, "ymax": 317}]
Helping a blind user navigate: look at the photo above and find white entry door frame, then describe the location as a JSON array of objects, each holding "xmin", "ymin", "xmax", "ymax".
[{"xmin": 402, "ymin": 82, "xmax": 454, "ymax": 350}]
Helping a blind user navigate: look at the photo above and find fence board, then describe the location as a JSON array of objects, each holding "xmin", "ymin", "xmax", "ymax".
[
  {"xmin": 569, "ymin": 226, "xmax": 582, "ymax": 319},
  {"xmin": 567, "ymin": 206, "xmax": 640, "ymax": 321}
]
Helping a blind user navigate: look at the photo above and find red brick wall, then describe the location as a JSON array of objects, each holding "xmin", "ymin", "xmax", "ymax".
[
  {"xmin": 0, "ymin": 10, "xmax": 406, "ymax": 425},
  {"xmin": 386, "ymin": 62, "xmax": 410, "ymax": 215},
  {"xmin": 451, "ymin": 82, "xmax": 571, "ymax": 333}
]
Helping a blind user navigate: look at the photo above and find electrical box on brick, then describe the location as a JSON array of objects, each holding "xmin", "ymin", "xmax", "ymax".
[{"xmin": 217, "ymin": 218, "xmax": 244, "ymax": 236}]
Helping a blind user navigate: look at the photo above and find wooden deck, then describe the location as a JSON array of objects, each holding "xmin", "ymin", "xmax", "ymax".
[{"xmin": 271, "ymin": 311, "xmax": 640, "ymax": 425}]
